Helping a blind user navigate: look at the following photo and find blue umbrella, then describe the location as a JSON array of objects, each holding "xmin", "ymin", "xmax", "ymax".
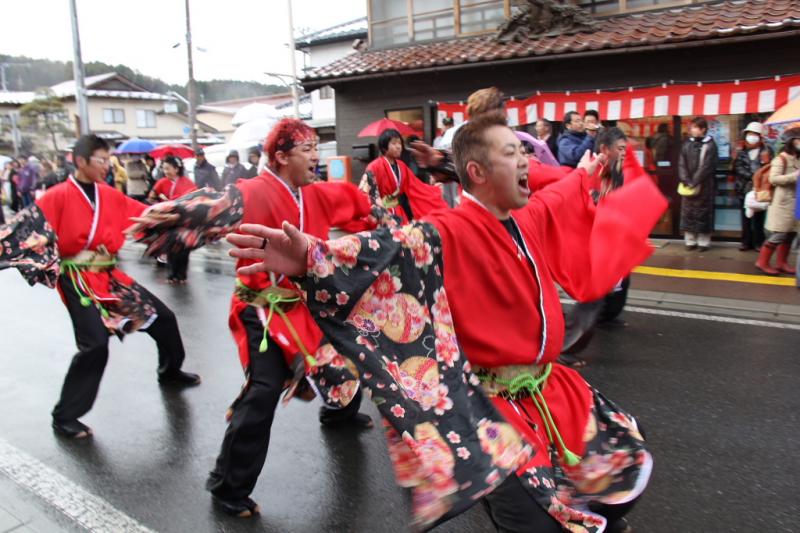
[{"xmin": 116, "ymin": 138, "xmax": 157, "ymax": 154}]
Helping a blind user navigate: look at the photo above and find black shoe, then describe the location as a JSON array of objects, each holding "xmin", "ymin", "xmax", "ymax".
[
  {"xmin": 158, "ymin": 370, "xmax": 201, "ymax": 387},
  {"xmin": 319, "ymin": 407, "xmax": 373, "ymax": 429},
  {"xmin": 685, "ymin": 244, "xmax": 697, "ymax": 251},
  {"xmin": 697, "ymin": 246, "xmax": 710, "ymax": 252},
  {"xmin": 557, "ymin": 353, "xmax": 587, "ymax": 368},
  {"xmin": 598, "ymin": 316, "xmax": 627, "ymax": 328},
  {"xmin": 608, "ymin": 517, "xmax": 633, "ymax": 533},
  {"xmin": 211, "ymin": 494, "xmax": 261, "ymax": 518},
  {"xmin": 52, "ymin": 418, "xmax": 92, "ymax": 439}
]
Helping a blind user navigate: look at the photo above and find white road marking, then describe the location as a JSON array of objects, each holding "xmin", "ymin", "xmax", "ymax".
[
  {"xmin": 623, "ymin": 305, "xmax": 800, "ymax": 331},
  {"xmin": 0, "ymin": 438, "xmax": 157, "ymax": 533},
  {"xmin": 561, "ymin": 299, "xmax": 800, "ymax": 331}
]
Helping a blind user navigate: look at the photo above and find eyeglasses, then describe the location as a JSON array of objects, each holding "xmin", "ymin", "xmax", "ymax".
[{"xmin": 90, "ymin": 156, "xmax": 110, "ymax": 166}]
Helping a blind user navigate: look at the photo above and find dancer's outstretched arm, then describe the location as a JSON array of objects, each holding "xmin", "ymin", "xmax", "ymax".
[{"xmin": 226, "ymin": 222, "xmax": 308, "ymax": 277}]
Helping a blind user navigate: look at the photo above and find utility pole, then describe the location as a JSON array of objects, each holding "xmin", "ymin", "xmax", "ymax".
[
  {"xmin": 286, "ymin": 0, "xmax": 300, "ymax": 118},
  {"xmin": 185, "ymin": 0, "xmax": 198, "ymax": 150},
  {"xmin": 69, "ymin": 0, "xmax": 90, "ymax": 135},
  {"xmin": 1, "ymin": 63, "xmax": 21, "ymax": 157}
]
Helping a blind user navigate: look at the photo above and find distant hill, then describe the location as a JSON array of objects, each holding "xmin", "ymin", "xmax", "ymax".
[{"xmin": 0, "ymin": 54, "xmax": 285, "ymax": 102}]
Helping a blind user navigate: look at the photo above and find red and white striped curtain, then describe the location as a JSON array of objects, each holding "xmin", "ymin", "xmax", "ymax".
[{"xmin": 436, "ymin": 74, "xmax": 800, "ymax": 126}]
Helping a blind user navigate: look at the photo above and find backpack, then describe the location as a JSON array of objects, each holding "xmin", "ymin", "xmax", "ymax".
[{"xmin": 753, "ymin": 153, "xmax": 785, "ymax": 203}]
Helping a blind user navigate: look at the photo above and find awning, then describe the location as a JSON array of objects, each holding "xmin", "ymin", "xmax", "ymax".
[{"xmin": 436, "ymin": 74, "xmax": 800, "ymax": 126}]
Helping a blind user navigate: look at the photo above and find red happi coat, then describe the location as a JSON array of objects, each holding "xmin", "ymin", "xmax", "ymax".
[
  {"xmin": 366, "ymin": 156, "xmax": 447, "ymax": 223},
  {"xmin": 527, "ymin": 156, "xmax": 571, "ymax": 192},
  {"xmin": 35, "ymin": 178, "xmax": 147, "ymax": 304},
  {"xmin": 152, "ymin": 176, "xmax": 197, "ymax": 200},
  {"xmin": 230, "ymin": 171, "xmax": 373, "ymax": 369},
  {"xmin": 425, "ymin": 167, "xmax": 666, "ymax": 470}
]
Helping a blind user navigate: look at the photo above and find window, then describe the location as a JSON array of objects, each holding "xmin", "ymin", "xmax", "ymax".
[
  {"xmin": 386, "ymin": 107, "xmax": 424, "ymax": 134},
  {"xmin": 103, "ymin": 108, "xmax": 125, "ymax": 124},
  {"xmin": 136, "ymin": 109, "xmax": 157, "ymax": 128},
  {"xmin": 458, "ymin": 0, "xmax": 506, "ymax": 35},
  {"xmin": 319, "ymin": 86, "xmax": 334, "ymax": 100},
  {"xmin": 369, "ymin": 0, "xmax": 509, "ymax": 48}
]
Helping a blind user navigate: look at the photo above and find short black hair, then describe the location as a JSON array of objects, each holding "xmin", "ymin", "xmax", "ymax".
[
  {"xmin": 563, "ymin": 111, "xmax": 581, "ymax": 125},
  {"xmin": 73, "ymin": 134, "xmax": 109, "ymax": 164},
  {"xmin": 596, "ymin": 127, "xmax": 627, "ymax": 150},
  {"xmin": 378, "ymin": 128, "xmax": 403, "ymax": 154},
  {"xmin": 691, "ymin": 117, "xmax": 708, "ymax": 131},
  {"xmin": 583, "ymin": 109, "xmax": 600, "ymax": 121}
]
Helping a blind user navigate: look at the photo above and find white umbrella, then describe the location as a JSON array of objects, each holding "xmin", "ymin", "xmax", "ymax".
[
  {"xmin": 231, "ymin": 103, "xmax": 277, "ymax": 126},
  {"xmin": 0, "ymin": 155, "xmax": 12, "ymax": 167},
  {"xmin": 229, "ymin": 118, "xmax": 278, "ymax": 147}
]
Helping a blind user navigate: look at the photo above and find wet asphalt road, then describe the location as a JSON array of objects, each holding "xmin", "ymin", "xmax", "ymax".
[{"xmin": 0, "ymin": 245, "xmax": 798, "ymax": 533}]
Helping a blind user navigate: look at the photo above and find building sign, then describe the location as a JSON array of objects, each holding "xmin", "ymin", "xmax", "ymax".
[{"xmin": 436, "ymin": 74, "xmax": 800, "ymax": 125}]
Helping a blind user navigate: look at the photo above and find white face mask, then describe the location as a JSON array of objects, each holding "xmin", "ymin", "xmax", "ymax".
[{"xmin": 745, "ymin": 134, "xmax": 760, "ymax": 145}]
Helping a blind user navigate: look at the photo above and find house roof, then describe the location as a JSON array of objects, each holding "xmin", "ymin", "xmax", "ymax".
[
  {"xmin": 302, "ymin": 0, "xmax": 800, "ymax": 85},
  {"xmin": 0, "ymin": 91, "xmax": 35, "ymax": 105},
  {"xmin": 202, "ymin": 93, "xmax": 295, "ymax": 111},
  {"xmin": 296, "ymin": 17, "xmax": 368, "ymax": 48},
  {"xmin": 50, "ymin": 72, "xmax": 170, "ymax": 101}
]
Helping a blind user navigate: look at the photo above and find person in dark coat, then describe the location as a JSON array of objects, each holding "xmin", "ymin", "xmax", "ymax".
[
  {"xmin": 678, "ymin": 116, "xmax": 718, "ymax": 251},
  {"xmin": 733, "ymin": 121, "xmax": 772, "ymax": 251},
  {"xmin": 192, "ymin": 148, "xmax": 222, "ymax": 191},
  {"xmin": 221, "ymin": 150, "xmax": 249, "ymax": 186},
  {"xmin": 557, "ymin": 111, "xmax": 594, "ymax": 168}
]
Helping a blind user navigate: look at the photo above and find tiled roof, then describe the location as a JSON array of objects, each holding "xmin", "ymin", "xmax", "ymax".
[
  {"xmin": 303, "ymin": 0, "xmax": 800, "ymax": 83},
  {"xmin": 296, "ymin": 17, "xmax": 368, "ymax": 47},
  {"xmin": 0, "ymin": 91, "xmax": 35, "ymax": 105}
]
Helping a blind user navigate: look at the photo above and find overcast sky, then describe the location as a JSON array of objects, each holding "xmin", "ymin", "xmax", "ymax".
[{"xmin": 0, "ymin": 0, "xmax": 366, "ymax": 84}]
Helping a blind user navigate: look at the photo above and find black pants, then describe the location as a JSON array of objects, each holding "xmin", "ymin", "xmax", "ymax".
[
  {"xmin": 740, "ymin": 197, "xmax": 766, "ymax": 249},
  {"xmin": 9, "ymin": 180, "xmax": 19, "ymax": 212},
  {"xmin": 482, "ymin": 474, "xmax": 639, "ymax": 533},
  {"xmin": 207, "ymin": 305, "xmax": 362, "ymax": 501},
  {"xmin": 51, "ymin": 276, "xmax": 187, "ymax": 422},
  {"xmin": 167, "ymin": 250, "xmax": 190, "ymax": 281}
]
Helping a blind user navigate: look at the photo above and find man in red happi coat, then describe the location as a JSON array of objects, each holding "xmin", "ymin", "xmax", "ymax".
[
  {"xmin": 226, "ymin": 112, "xmax": 666, "ymax": 532},
  {"xmin": 130, "ymin": 118, "xmax": 376, "ymax": 517},
  {"xmin": 0, "ymin": 135, "xmax": 200, "ymax": 440}
]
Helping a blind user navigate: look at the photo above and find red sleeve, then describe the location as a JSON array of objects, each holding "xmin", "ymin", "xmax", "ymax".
[
  {"xmin": 516, "ymin": 167, "xmax": 667, "ymax": 302},
  {"xmin": 315, "ymin": 181, "xmax": 374, "ymax": 230},
  {"xmin": 35, "ymin": 187, "xmax": 64, "ymax": 232},
  {"xmin": 125, "ymin": 196, "xmax": 147, "ymax": 218},
  {"xmin": 527, "ymin": 157, "xmax": 571, "ymax": 192},
  {"xmin": 152, "ymin": 179, "xmax": 168, "ymax": 198},
  {"xmin": 400, "ymin": 162, "xmax": 448, "ymax": 217}
]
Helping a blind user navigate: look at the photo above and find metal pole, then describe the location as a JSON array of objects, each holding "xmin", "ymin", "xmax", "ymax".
[
  {"xmin": 286, "ymin": 0, "xmax": 300, "ymax": 118},
  {"xmin": 185, "ymin": 0, "xmax": 198, "ymax": 150},
  {"xmin": 69, "ymin": 0, "xmax": 90, "ymax": 134}
]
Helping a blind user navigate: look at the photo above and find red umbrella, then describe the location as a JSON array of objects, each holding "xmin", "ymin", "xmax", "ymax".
[
  {"xmin": 150, "ymin": 144, "xmax": 195, "ymax": 159},
  {"xmin": 358, "ymin": 118, "xmax": 420, "ymax": 138}
]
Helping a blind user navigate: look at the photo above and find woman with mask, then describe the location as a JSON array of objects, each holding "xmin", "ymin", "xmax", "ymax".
[{"xmin": 734, "ymin": 122, "xmax": 772, "ymax": 251}]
